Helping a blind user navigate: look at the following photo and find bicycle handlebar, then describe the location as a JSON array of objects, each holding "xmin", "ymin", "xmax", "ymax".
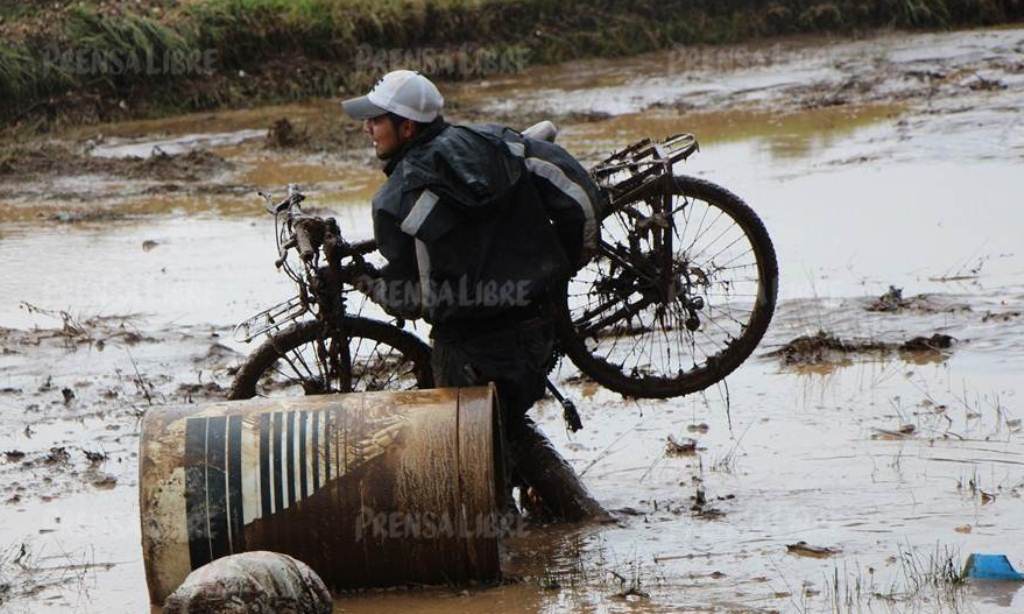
[
  {"xmin": 289, "ymin": 218, "xmax": 375, "ymax": 265},
  {"xmin": 295, "ymin": 224, "xmax": 316, "ymax": 261},
  {"xmin": 265, "ymin": 184, "xmax": 379, "ymax": 265},
  {"xmin": 349, "ymin": 239, "xmax": 377, "ymax": 255}
]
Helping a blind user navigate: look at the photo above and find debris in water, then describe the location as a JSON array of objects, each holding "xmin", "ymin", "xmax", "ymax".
[
  {"xmin": 665, "ymin": 435, "xmax": 698, "ymax": 456},
  {"xmin": 162, "ymin": 551, "xmax": 332, "ymax": 614},
  {"xmin": 786, "ymin": 541, "xmax": 839, "ymax": 558},
  {"xmin": 609, "ymin": 568, "xmax": 650, "ymax": 601},
  {"xmin": 963, "ymin": 554, "xmax": 1024, "ymax": 581},
  {"xmin": 84, "ymin": 450, "xmax": 108, "ymax": 464},
  {"xmin": 900, "ymin": 334, "xmax": 955, "ymax": 351},
  {"xmin": 770, "ymin": 330, "xmax": 955, "ymax": 365},
  {"xmin": 44, "ymin": 447, "xmax": 70, "ymax": 464},
  {"xmin": 195, "ymin": 343, "xmax": 242, "ymax": 368},
  {"xmin": 695, "ymin": 507, "xmax": 726, "ymax": 520},
  {"xmin": 770, "ymin": 331, "xmax": 887, "ymax": 364},
  {"xmin": 868, "ymin": 285, "xmax": 908, "ymax": 312},
  {"xmin": 177, "ymin": 381, "xmax": 225, "ymax": 401},
  {"xmin": 967, "ymin": 75, "xmax": 1007, "ymax": 91},
  {"xmin": 866, "ymin": 287, "xmax": 970, "ymax": 314},
  {"xmin": 982, "ymin": 310, "xmax": 1021, "ymax": 323},
  {"xmin": 614, "ymin": 506, "xmax": 645, "ymax": 517},
  {"xmin": 266, "ymin": 118, "xmax": 308, "ymax": 149},
  {"xmin": 687, "ymin": 423, "xmax": 710, "ymax": 434},
  {"xmin": 871, "ymin": 424, "xmax": 916, "ymax": 439},
  {"xmin": 690, "ymin": 485, "xmax": 725, "ymax": 518},
  {"xmin": 49, "ymin": 209, "xmax": 127, "ymax": 224},
  {"xmin": 91, "ymin": 474, "xmax": 118, "ymax": 490},
  {"xmin": 19, "ymin": 302, "xmax": 148, "ymax": 347}
]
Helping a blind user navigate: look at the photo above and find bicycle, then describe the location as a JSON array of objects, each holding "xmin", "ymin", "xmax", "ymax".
[{"xmin": 227, "ymin": 126, "xmax": 777, "ymax": 403}]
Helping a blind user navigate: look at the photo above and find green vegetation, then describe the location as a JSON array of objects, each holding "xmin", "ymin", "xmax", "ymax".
[{"xmin": 1, "ymin": 0, "xmax": 1022, "ymax": 128}]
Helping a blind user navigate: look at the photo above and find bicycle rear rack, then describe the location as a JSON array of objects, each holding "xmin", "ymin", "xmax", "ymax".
[
  {"xmin": 233, "ymin": 295, "xmax": 308, "ymax": 343},
  {"xmin": 591, "ymin": 133, "xmax": 699, "ymax": 200}
]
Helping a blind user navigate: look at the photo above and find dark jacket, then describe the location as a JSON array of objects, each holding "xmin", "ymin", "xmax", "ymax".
[
  {"xmin": 473, "ymin": 124, "xmax": 603, "ymax": 267},
  {"xmin": 370, "ymin": 119, "xmax": 571, "ymax": 327}
]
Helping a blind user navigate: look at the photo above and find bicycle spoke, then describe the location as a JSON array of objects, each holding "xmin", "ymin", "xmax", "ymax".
[
  {"xmin": 700, "ymin": 232, "xmax": 748, "ymax": 267},
  {"xmin": 281, "ymin": 347, "xmax": 317, "ymax": 384},
  {"xmin": 351, "ymin": 334, "xmax": 368, "ymax": 389},
  {"xmin": 583, "ymin": 297, "xmax": 652, "ymax": 338},
  {"xmin": 687, "ymin": 218, "xmax": 736, "ymax": 263},
  {"xmin": 683, "ymin": 207, "xmax": 721, "ymax": 256},
  {"xmin": 269, "ymin": 363, "xmax": 305, "ymax": 391},
  {"xmin": 572, "ymin": 297, "xmax": 621, "ymax": 328}
]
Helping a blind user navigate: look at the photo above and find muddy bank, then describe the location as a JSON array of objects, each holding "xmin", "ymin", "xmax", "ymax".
[
  {"xmin": 768, "ymin": 329, "xmax": 956, "ymax": 365},
  {"xmin": 0, "ymin": 145, "xmax": 231, "ymax": 182},
  {"xmin": 5, "ymin": 22, "xmax": 1023, "ymax": 227},
  {"xmin": 766, "ymin": 287, "xmax": 973, "ymax": 365},
  {"xmin": 3, "ymin": 0, "xmax": 1024, "ymax": 131}
]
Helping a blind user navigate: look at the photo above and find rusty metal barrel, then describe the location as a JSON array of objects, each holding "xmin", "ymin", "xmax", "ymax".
[{"xmin": 139, "ymin": 386, "xmax": 504, "ymax": 604}]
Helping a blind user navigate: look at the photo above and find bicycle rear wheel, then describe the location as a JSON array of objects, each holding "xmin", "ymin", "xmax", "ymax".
[
  {"xmin": 228, "ymin": 317, "xmax": 433, "ymax": 400},
  {"xmin": 554, "ymin": 174, "xmax": 778, "ymax": 398}
]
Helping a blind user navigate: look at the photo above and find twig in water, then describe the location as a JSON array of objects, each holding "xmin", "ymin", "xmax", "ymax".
[
  {"xmin": 126, "ymin": 350, "xmax": 152, "ymax": 405},
  {"xmin": 580, "ymin": 420, "xmax": 641, "ymax": 477}
]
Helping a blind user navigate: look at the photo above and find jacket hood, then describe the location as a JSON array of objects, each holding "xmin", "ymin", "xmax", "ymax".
[{"xmin": 394, "ymin": 124, "xmax": 525, "ymax": 214}]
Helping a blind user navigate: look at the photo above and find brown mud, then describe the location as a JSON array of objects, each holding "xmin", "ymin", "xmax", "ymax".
[
  {"xmin": 1, "ymin": 25, "xmax": 1024, "ymax": 613},
  {"xmin": 0, "ymin": 145, "xmax": 231, "ymax": 183},
  {"xmin": 769, "ymin": 329, "xmax": 956, "ymax": 366},
  {"xmin": 867, "ymin": 285, "xmax": 974, "ymax": 314}
]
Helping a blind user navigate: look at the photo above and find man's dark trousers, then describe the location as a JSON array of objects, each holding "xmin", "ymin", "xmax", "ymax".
[{"xmin": 431, "ymin": 316, "xmax": 605, "ymax": 521}]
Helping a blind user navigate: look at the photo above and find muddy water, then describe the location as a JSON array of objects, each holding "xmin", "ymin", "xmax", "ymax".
[{"xmin": 2, "ymin": 26, "xmax": 1024, "ymax": 612}]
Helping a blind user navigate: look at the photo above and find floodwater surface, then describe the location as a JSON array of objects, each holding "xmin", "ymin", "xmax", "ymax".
[{"xmin": 1, "ymin": 26, "xmax": 1023, "ymax": 613}]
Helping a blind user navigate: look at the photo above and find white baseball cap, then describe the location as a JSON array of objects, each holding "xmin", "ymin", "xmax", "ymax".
[{"xmin": 342, "ymin": 70, "xmax": 444, "ymax": 123}]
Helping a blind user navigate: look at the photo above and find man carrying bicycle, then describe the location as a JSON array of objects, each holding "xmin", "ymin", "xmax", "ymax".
[{"xmin": 342, "ymin": 69, "xmax": 605, "ymax": 521}]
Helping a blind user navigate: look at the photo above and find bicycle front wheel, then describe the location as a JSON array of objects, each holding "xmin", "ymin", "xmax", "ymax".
[
  {"xmin": 554, "ymin": 174, "xmax": 778, "ymax": 398},
  {"xmin": 228, "ymin": 317, "xmax": 434, "ymax": 400}
]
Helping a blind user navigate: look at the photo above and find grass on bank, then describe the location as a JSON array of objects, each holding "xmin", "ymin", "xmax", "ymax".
[{"xmin": 1, "ymin": 0, "xmax": 1023, "ymax": 127}]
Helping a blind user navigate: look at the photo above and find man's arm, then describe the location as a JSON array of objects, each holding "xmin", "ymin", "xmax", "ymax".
[
  {"xmin": 522, "ymin": 138, "xmax": 603, "ymax": 268},
  {"xmin": 353, "ymin": 207, "xmax": 423, "ymax": 319}
]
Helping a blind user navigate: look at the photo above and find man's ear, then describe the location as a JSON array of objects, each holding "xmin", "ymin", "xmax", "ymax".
[{"xmin": 400, "ymin": 119, "xmax": 417, "ymax": 140}]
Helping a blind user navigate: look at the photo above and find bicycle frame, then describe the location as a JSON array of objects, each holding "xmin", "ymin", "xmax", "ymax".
[
  {"xmin": 236, "ymin": 133, "xmax": 700, "ymax": 343},
  {"xmin": 232, "ymin": 185, "xmax": 385, "ymax": 392},
  {"xmin": 582, "ymin": 133, "xmax": 703, "ymax": 335}
]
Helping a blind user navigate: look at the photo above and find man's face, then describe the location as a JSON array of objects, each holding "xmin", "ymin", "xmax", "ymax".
[{"xmin": 364, "ymin": 115, "xmax": 410, "ymax": 160}]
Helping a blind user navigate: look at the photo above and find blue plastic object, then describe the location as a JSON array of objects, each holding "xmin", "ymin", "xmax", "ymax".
[{"xmin": 964, "ymin": 554, "xmax": 1024, "ymax": 581}]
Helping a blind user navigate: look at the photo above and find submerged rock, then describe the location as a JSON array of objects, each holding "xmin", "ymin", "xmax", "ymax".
[{"xmin": 162, "ymin": 551, "xmax": 331, "ymax": 614}]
